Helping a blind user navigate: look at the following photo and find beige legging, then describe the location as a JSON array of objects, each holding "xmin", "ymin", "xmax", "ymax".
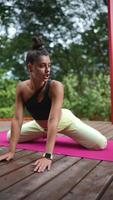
[{"xmin": 7, "ymin": 109, "xmax": 107, "ymax": 149}]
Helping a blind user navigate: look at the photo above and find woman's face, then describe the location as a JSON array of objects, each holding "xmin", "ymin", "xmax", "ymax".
[{"xmin": 29, "ymin": 55, "xmax": 51, "ymax": 82}]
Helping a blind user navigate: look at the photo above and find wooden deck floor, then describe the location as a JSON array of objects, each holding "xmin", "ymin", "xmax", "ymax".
[{"xmin": 0, "ymin": 120, "xmax": 113, "ymax": 200}]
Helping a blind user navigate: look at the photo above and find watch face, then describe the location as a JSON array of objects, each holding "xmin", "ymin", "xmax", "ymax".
[
  {"xmin": 46, "ymin": 153, "xmax": 51, "ymax": 158},
  {"xmin": 43, "ymin": 153, "xmax": 53, "ymax": 159}
]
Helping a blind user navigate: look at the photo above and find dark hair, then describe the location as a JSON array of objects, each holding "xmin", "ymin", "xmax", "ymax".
[{"xmin": 26, "ymin": 36, "xmax": 49, "ymax": 66}]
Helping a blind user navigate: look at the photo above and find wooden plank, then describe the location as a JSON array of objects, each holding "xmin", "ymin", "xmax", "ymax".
[
  {"xmin": 0, "ymin": 154, "xmax": 64, "ymax": 192},
  {"xmin": 61, "ymin": 161, "xmax": 113, "ymax": 200},
  {"xmin": 0, "ymin": 151, "xmax": 39, "ymax": 177},
  {"xmin": 0, "ymin": 156, "xmax": 80, "ymax": 200},
  {"xmin": 98, "ymin": 123, "xmax": 113, "ymax": 132},
  {"xmin": 84, "ymin": 121, "xmax": 110, "ymax": 125},
  {"xmin": 0, "ymin": 149, "xmax": 23, "ymax": 166},
  {"xmin": 85, "ymin": 121, "xmax": 111, "ymax": 128},
  {"xmin": 101, "ymin": 125, "xmax": 113, "ymax": 135},
  {"xmin": 94, "ymin": 123, "xmax": 112, "ymax": 131},
  {"xmin": 84, "ymin": 121, "xmax": 110, "ymax": 132},
  {"xmin": 97, "ymin": 124, "xmax": 113, "ymax": 135},
  {"xmin": 23, "ymin": 159, "xmax": 100, "ymax": 200},
  {"xmin": 101, "ymin": 180, "xmax": 113, "ymax": 200},
  {"xmin": 0, "ymin": 147, "xmax": 9, "ymax": 156}
]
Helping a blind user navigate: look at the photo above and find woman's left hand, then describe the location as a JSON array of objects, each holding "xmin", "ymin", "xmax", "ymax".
[{"xmin": 33, "ymin": 157, "xmax": 52, "ymax": 172}]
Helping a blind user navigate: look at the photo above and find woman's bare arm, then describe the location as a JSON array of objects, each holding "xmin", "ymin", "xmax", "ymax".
[
  {"xmin": 33, "ymin": 81, "xmax": 64, "ymax": 172},
  {"xmin": 9, "ymin": 82, "xmax": 24, "ymax": 153},
  {"xmin": 0, "ymin": 82, "xmax": 24, "ymax": 161},
  {"xmin": 45, "ymin": 81, "xmax": 64, "ymax": 153}
]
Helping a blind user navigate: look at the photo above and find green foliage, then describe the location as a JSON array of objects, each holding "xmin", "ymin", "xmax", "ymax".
[
  {"xmin": 51, "ymin": 12, "xmax": 108, "ymax": 84},
  {"xmin": 0, "ymin": 1, "xmax": 110, "ymax": 120},
  {"xmin": 0, "ymin": 2, "xmax": 14, "ymax": 28},
  {"xmin": 81, "ymin": 12, "xmax": 108, "ymax": 76},
  {"xmin": 0, "ymin": 107, "xmax": 13, "ymax": 118},
  {"xmin": 0, "ymin": 1, "xmax": 108, "ymax": 81},
  {"xmin": 0, "ymin": 79, "xmax": 17, "ymax": 118},
  {"xmin": 63, "ymin": 73, "xmax": 110, "ymax": 120}
]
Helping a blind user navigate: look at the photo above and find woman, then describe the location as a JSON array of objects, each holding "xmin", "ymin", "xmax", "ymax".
[{"xmin": 0, "ymin": 36, "xmax": 107, "ymax": 172}]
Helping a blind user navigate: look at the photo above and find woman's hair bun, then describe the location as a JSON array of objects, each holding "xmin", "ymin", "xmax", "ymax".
[{"xmin": 32, "ymin": 36, "xmax": 44, "ymax": 50}]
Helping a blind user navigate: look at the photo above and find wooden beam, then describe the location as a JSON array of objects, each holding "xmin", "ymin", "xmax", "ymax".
[{"xmin": 108, "ymin": 0, "xmax": 113, "ymax": 123}]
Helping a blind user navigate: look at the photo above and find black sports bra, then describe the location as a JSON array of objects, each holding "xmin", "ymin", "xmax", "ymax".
[{"xmin": 24, "ymin": 80, "xmax": 51, "ymax": 120}]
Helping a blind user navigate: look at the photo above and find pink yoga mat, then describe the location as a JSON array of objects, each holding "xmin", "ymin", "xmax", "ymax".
[{"xmin": 0, "ymin": 131, "xmax": 113, "ymax": 162}]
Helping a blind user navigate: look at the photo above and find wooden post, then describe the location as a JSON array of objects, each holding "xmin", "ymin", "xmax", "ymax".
[{"xmin": 108, "ymin": 0, "xmax": 113, "ymax": 123}]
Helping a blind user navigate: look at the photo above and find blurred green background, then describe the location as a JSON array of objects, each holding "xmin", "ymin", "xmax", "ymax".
[{"xmin": 0, "ymin": 0, "xmax": 110, "ymax": 120}]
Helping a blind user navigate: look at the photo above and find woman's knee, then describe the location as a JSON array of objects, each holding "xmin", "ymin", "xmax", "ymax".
[
  {"xmin": 93, "ymin": 136, "xmax": 107, "ymax": 150},
  {"xmin": 81, "ymin": 136, "xmax": 107, "ymax": 150}
]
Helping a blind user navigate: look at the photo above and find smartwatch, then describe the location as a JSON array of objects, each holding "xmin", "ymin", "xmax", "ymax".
[{"xmin": 42, "ymin": 153, "xmax": 53, "ymax": 160}]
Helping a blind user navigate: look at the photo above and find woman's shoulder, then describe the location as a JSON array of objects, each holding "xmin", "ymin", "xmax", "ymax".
[
  {"xmin": 50, "ymin": 80, "xmax": 64, "ymax": 88},
  {"xmin": 16, "ymin": 80, "xmax": 29, "ymax": 90},
  {"xmin": 16, "ymin": 80, "xmax": 33, "ymax": 102},
  {"xmin": 16, "ymin": 80, "xmax": 31, "ymax": 96},
  {"xmin": 50, "ymin": 80, "xmax": 64, "ymax": 94}
]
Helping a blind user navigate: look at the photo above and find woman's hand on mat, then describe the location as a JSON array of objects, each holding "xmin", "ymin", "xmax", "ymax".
[
  {"xmin": 33, "ymin": 157, "xmax": 52, "ymax": 172},
  {"xmin": 0, "ymin": 152, "xmax": 15, "ymax": 161}
]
